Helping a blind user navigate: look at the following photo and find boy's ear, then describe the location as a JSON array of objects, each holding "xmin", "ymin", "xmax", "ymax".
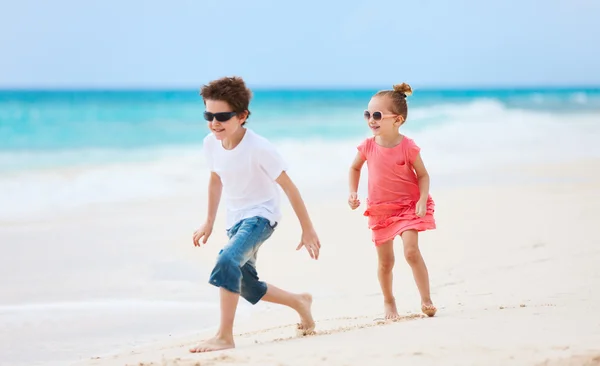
[{"xmin": 238, "ymin": 110, "xmax": 249, "ymax": 124}]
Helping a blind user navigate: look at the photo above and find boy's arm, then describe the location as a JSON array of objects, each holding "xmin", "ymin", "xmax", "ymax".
[
  {"xmin": 193, "ymin": 171, "xmax": 222, "ymax": 246},
  {"xmin": 275, "ymin": 171, "xmax": 321, "ymax": 259},
  {"xmin": 275, "ymin": 171, "xmax": 314, "ymax": 232},
  {"xmin": 206, "ymin": 171, "xmax": 223, "ymax": 225}
]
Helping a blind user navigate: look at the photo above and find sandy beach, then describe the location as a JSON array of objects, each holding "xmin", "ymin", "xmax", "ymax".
[
  {"xmin": 1, "ymin": 1, "xmax": 598, "ymax": 364},
  {"xmin": 2, "ymin": 0, "xmax": 600, "ymax": 362},
  {"xmin": 2, "ymin": 158, "xmax": 598, "ymax": 366}
]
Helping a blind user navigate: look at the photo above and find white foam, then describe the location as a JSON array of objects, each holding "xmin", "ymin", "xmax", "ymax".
[
  {"xmin": 0, "ymin": 299, "xmax": 222, "ymax": 366},
  {"xmin": 1, "ymin": 101, "xmax": 599, "ymax": 220},
  {"xmin": 411, "ymin": 106, "xmax": 600, "ymax": 172},
  {"xmin": 0, "ymin": 299, "xmax": 215, "ymax": 314}
]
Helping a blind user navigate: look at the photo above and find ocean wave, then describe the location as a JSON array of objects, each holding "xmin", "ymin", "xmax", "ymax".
[
  {"xmin": 0, "ymin": 299, "xmax": 216, "ymax": 314},
  {"xmin": 1, "ymin": 101, "xmax": 599, "ymax": 220}
]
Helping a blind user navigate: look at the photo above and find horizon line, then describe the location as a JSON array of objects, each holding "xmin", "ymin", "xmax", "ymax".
[{"xmin": 1, "ymin": 83, "xmax": 599, "ymax": 92}]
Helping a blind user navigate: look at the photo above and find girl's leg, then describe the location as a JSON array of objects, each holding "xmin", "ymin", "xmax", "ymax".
[
  {"xmin": 400, "ymin": 229, "xmax": 436, "ymax": 316},
  {"xmin": 375, "ymin": 239, "xmax": 399, "ymax": 319}
]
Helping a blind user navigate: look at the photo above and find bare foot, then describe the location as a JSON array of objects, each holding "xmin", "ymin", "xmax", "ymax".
[
  {"xmin": 295, "ymin": 293, "xmax": 315, "ymax": 336},
  {"xmin": 421, "ymin": 302, "xmax": 437, "ymax": 317},
  {"xmin": 384, "ymin": 298, "xmax": 400, "ymax": 320},
  {"xmin": 189, "ymin": 336, "xmax": 234, "ymax": 353}
]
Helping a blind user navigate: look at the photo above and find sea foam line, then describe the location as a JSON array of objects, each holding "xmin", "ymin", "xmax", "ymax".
[{"xmin": 0, "ymin": 299, "xmax": 217, "ymax": 313}]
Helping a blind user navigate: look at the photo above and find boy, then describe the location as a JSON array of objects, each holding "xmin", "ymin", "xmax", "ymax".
[{"xmin": 191, "ymin": 76, "xmax": 321, "ymax": 353}]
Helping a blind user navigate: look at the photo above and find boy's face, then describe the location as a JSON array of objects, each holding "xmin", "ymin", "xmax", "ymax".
[{"xmin": 204, "ymin": 99, "xmax": 246, "ymax": 140}]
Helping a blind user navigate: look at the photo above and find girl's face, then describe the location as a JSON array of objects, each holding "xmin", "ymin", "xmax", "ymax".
[
  {"xmin": 364, "ymin": 96, "xmax": 403, "ymax": 136},
  {"xmin": 204, "ymin": 99, "xmax": 247, "ymax": 141}
]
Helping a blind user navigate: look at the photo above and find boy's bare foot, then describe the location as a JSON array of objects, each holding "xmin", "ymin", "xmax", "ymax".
[
  {"xmin": 421, "ymin": 302, "xmax": 437, "ymax": 317},
  {"xmin": 189, "ymin": 336, "xmax": 234, "ymax": 353},
  {"xmin": 295, "ymin": 293, "xmax": 315, "ymax": 336},
  {"xmin": 384, "ymin": 298, "xmax": 400, "ymax": 320}
]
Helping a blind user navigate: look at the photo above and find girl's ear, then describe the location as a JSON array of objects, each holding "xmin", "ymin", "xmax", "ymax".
[{"xmin": 396, "ymin": 116, "xmax": 405, "ymax": 125}]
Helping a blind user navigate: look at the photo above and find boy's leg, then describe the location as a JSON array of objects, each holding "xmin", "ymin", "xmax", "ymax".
[
  {"xmin": 238, "ymin": 231, "xmax": 315, "ymax": 334},
  {"xmin": 190, "ymin": 217, "xmax": 268, "ymax": 353},
  {"xmin": 189, "ymin": 288, "xmax": 239, "ymax": 353},
  {"xmin": 375, "ymin": 239, "xmax": 398, "ymax": 319},
  {"xmin": 262, "ymin": 284, "xmax": 315, "ymax": 334},
  {"xmin": 400, "ymin": 229, "xmax": 436, "ymax": 317}
]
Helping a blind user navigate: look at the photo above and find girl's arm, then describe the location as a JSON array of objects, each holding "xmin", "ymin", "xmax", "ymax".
[
  {"xmin": 412, "ymin": 153, "xmax": 430, "ymax": 201},
  {"xmin": 349, "ymin": 151, "xmax": 366, "ymax": 194}
]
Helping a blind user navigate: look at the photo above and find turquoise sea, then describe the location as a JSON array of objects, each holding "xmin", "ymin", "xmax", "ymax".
[{"xmin": 1, "ymin": 87, "xmax": 600, "ymax": 219}]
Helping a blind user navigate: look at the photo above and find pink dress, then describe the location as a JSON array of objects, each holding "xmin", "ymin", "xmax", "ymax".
[{"xmin": 357, "ymin": 136, "xmax": 436, "ymax": 246}]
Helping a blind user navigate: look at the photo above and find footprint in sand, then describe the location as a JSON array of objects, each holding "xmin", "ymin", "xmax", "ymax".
[
  {"xmin": 498, "ymin": 303, "xmax": 555, "ymax": 310},
  {"xmin": 241, "ymin": 313, "xmax": 428, "ymax": 343},
  {"xmin": 535, "ymin": 353, "xmax": 600, "ymax": 366}
]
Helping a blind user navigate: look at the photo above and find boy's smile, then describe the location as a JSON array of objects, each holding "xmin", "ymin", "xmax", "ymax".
[
  {"xmin": 211, "ymin": 125, "xmax": 225, "ymax": 134},
  {"xmin": 204, "ymin": 99, "xmax": 245, "ymax": 142}
]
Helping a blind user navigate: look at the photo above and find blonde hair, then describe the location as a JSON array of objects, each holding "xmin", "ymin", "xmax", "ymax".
[{"xmin": 374, "ymin": 82, "xmax": 413, "ymax": 122}]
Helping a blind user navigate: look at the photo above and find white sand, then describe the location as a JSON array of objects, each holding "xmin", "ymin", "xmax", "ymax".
[{"xmin": 2, "ymin": 160, "xmax": 600, "ymax": 366}]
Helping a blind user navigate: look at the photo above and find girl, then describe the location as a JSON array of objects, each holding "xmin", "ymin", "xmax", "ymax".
[{"xmin": 348, "ymin": 83, "xmax": 437, "ymax": 319}]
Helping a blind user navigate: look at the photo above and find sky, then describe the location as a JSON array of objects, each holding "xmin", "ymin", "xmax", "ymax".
[{"xmin": 0, "ymin": 0, "xmax": 599, "ymax": 89}]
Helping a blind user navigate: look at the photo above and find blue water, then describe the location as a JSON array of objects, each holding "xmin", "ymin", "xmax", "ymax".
[
  {"xmin": 2, "ymin": 88, "xmax": 599, "ymax": 154},
  {"xmin": 1, "ymin": 87, "xmax": 600, "ymax": 219}
]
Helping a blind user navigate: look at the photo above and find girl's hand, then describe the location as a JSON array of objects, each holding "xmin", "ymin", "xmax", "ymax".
[
  {"xmin": 415, "ymin": 198, "xmax": 427, "ymax": 218},
  {"xmin": 348, "ymin": 192, "xmax": 360, "ymax": 210}
]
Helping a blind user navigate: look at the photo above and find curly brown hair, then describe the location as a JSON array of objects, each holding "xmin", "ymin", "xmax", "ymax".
[
  {"xmin": 200, "ymin": 76, "xmax": 252, "ymax": 125},
  {"xmin": 374, "ymin": 82, "xmax": 413, "ymax": 123}
]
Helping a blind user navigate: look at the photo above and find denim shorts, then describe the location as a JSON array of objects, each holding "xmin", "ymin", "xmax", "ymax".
[{"xmin": 208, "ymin": 216, "xmax": 277, "ymax": 304}]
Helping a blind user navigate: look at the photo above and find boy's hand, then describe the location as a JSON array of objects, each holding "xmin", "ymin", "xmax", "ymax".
[
  {"xmin": 296, "ymin": 228, "xmax": 321, "ymax": 260},
  {"xmin": 415, "ymin": 198, "xmax": 427, "ymax": 218},
  {"xmin": 348, "ymin": 192, "xmax": 360, "ymax": 210},
  {"xmin": 193, "ymin": 222, "xmax": 214, "ymax": 246}
]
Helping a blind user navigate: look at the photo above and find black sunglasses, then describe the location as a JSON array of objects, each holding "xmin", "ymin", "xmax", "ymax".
[
  {"xmin": 363, "ymin": 110, "xmax": 399, "ymax": 121},
  {"xmin": 204, "ymin": 111, "xmax": 237, "ymax": 122}
]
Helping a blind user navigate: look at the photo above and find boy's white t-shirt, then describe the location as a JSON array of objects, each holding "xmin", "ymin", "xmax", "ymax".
[{"xmin": 202, "ymin": 128, "xmax": 287, "ymax": 229}]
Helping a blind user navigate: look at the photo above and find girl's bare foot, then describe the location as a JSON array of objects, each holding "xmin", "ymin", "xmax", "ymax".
[
  {"xmin": 295, "ymin": 293, "xmax": 315, "ymax": 336},
  {"xmin": 384, "ymin": 298, "xmax": 400, "ymax": 320},
  {"xmin": 189, "ymin": 335, "xmax": 234, "ymax": 353},
  {"xmin": 421, "ymin": 302, "xmax": 437, "ymax": 317}
]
